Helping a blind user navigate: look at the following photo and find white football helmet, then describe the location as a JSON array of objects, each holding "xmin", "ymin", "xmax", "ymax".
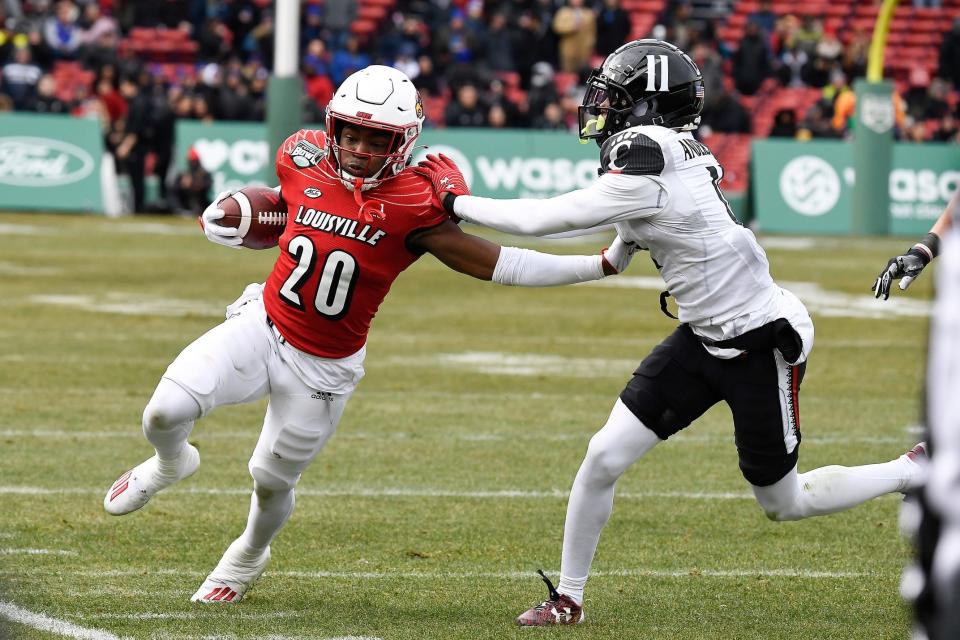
[{"xmin": 325, "ymin": 65, "xmax": 424, "ymax": 191}]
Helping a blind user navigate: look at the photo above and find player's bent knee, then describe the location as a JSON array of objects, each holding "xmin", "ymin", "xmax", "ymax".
[
  {"xmin": 142, "ymin": 402, "xmax": 181, "ymax": 434},
  {"xmin": 142, "ymin": 380, "xmax": 201, "ymax": 433},
  {"xmin": 249, "ymin": 461, "xmax": 297, "ymax": 494},
  {"xmin": 758, "ymin": 502, "xmax": 804, "ymax": 522},
  {"xmin": 583, "ymin": 436, "xmax": 630, "ymax": 484}
]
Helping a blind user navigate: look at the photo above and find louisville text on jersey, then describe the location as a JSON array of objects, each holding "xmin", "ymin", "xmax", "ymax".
[{"xmin": 293, "ymin": 205, "xmax": 387, "ymax": 246}]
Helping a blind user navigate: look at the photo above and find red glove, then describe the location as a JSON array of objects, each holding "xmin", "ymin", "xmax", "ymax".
[{"xmin": 413, "ymin": 153, "xmax": 470, "ymax": 215}]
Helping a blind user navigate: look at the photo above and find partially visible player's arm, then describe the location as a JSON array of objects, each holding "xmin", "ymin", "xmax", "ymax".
[
  {"xmin": 452, "ymin": 174, "xmax": 666, "ymax": 236},
  {"xmin": 873, "ymin": 189, "xmax": 958, "ymax": 299},
  {"xmin": 409, "ymin": 220, "xmax": 624, "ymax": 285},
  {"xmin": 414, "ymin": 152, "xmax": 666, "ymax": 236}
]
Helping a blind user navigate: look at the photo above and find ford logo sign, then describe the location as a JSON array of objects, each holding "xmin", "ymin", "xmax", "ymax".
[{"xmin": 0, "ymin": 136, "xmax": 95, "ymax": 187}]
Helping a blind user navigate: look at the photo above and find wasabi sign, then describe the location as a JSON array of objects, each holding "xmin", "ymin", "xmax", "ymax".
[
  {"xmin": 415, "ymin": 129, "xmax": 599, "ymax": 198},
  {"xmin": 174, "ymin": 123, "xmax": 748, "ymax": 215}
]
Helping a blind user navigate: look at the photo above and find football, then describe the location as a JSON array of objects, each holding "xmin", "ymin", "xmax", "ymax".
[{"xmin": 216, "ymin": 186, "xmax": 288, "ymax": 250}]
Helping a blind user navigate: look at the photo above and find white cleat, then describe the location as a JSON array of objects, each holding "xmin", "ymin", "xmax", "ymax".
[
  {"xmin": 191, "ymin": 541, "xmax": 270, "ymax": 604},
  {"xmin": 900, "ymin": 441, "xmax": 928, "ymax": 493},
  {"xmin": 103, "ymin": 444, "xmax": 200, "ymax": 515}
]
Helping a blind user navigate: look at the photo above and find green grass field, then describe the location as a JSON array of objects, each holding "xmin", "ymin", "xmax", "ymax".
[{"xmin": 0, "ymin": 212, "xmax": 933, "ymax": 640}]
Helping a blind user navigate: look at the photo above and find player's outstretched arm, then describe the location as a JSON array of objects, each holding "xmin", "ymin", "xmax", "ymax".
[
  {"xmin": 414, "ymin": 154, "xmax": 665, "ymax": 237},
  {"xmin": 873, "ymin": 191, "xmax": 956, "ymax": 299},
  {"xmin": 409, "ymin": 220, "xmax": 624, "ymax": 285}
]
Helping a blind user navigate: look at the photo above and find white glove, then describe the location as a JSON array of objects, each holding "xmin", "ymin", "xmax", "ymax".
[
  {"xmin": 601, "ymin": 235, "xmax": 641, "ymax": 274},
  {"xmin": 225, "ymin": 282, "xmax": 264, "ymax": 319},
  {"xmin": 201, "ymin": 190, "xmax": 242, "ymax": 248}
]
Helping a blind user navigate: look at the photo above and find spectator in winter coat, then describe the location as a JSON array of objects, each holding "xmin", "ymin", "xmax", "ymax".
[
  {"xmin": 553, "ymin": 0, "xmax": 595, "ymax": 73},
  {"xmin": 596, "ymin": 0, "xmax": 632, "ymax": 57},
  {"xmin": 732, "ymin": 22, "xmax": 770, "ymax": 96},
  {"xmin": 939, "ymin": 18, "xmax": 960, "ymax": 90},
  {"xmin": 43, "ymin": 0, "xmax": 82, "ymax": 59},
  {"xmin": 1, "ymin": 46, "xmax": 42, "ymax": 109}
]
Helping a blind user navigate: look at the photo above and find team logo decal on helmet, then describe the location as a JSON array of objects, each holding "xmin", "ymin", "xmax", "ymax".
[{"xmin": 578, "ymin": 39, "xmax": 706, "ymax": 145}]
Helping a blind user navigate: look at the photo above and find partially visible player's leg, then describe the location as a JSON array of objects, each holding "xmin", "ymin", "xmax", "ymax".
[
  {"xmin": 104, "ymin": 379, "xmax": 204, "ymax": 515},
  {"xmin": 516, "ymin": 400, "xmax": 660, "ymax": 626},
  {"xmin": 517, "ymin": 327, "xmax": 718, "ymax": 626},
  {"xmin": 727, "ymin": 348, "xmax": 926, "ymax": 521},
  {"xmin": 104, "ymin": 301, "xmax": 273, "ymax": 515},
  {"xmin": 557, "ymin": 400, "xmax": 661, "ymax": 601},
  {"xmin": 753, "ymin": 446, "xmax": 926, "ymax": 521},
  {"xmin": 193, "ymin": 361, "xmax": 352, "ymax": 604}
]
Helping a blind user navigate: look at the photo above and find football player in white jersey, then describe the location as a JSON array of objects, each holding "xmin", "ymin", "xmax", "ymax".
[{"xmin": 415, "ymin": 39, "xmax": 928, "ymax": 626}]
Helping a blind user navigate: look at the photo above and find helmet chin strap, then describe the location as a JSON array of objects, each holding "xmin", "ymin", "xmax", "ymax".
[{"xmin": 352, "ymin": 178, "xmax": 365, "ymax": 207}]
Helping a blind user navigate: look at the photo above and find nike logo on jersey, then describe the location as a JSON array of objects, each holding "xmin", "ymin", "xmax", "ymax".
[
  {"xmin": 293, "ymin": 205, "xmax": 388, "ymax": 246},
  {"xmin": 678, "ymin": 138, "xmax": 713, "ymax": 161}
]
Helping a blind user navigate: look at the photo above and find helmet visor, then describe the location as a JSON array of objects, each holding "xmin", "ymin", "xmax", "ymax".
[{"xmin": 578, "ymin": 80, "xmax": 612, "ymax": 142}]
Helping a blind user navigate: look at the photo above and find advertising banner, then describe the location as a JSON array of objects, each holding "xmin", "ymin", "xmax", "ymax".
[
  {"xmin": 176, "ymin": 123, "xmax": 750, "ymax": 218},
  {"xmin": 753, "ymin": 139, "xmax": 960, "ymax": 236},
  {"xmin": 174, "ymin": 121, "xmax": 274, "ymax": 195},
  {"xmin": 0, "ymin": 113, "xmax": 104, "ymax": 213}
]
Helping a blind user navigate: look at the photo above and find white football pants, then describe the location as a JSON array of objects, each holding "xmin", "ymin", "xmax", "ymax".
[{"xmin": 146, "ymin": 298, "xmax": 355, "ymax": 552}]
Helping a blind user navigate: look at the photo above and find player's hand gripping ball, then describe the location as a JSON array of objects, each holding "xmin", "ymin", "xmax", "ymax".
[{"xmin": 200, "ymin": 186, "xmax": 287, "ymax": 250}]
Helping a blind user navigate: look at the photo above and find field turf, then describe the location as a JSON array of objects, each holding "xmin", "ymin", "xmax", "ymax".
[{"xmin": 0, "ymin": 212, "xmax": 932, "ymax": 639}]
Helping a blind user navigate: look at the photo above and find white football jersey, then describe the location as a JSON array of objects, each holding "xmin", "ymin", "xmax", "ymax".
[{"xmin": 454, "ymin": 124, "xmax": 813, "ymax": 361}]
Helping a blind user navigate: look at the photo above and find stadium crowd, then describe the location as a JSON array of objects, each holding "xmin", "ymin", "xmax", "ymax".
[{"xmin": 0, "ymin": 0, "xmax": 957, "ymax": 209}]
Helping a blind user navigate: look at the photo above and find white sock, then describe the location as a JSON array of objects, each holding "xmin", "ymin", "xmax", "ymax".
[
  {"xmin": 238, "ymin": 487, "xmax": 296, "ymax": 552},
  {"xmin": 753, "ymin": 455, "xmax": 920, "ymax": 521},
  {"xmin": 559, "ymin": 400, "xmax": 661, "ymax": 595},
  {"xmin": 557, "ymin": 575, "xmax": 587, "ymax": 605}
]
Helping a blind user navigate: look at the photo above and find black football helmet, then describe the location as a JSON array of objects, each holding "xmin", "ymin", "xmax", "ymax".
[{"xmin": 578, "ymin": 39, "xmax": 705, "ymax": 145}]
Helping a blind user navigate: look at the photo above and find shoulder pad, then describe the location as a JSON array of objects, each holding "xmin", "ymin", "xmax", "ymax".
[{"xmin": 599, "ymin": 129, "xmax": 665, "ymax": 176}]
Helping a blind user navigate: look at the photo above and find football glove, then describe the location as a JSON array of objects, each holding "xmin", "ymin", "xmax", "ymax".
[
  {"xmin": 226, "ymin": 282, "xmax": 264, "ymax": 319},
  {"xmin": 873, "ymin": 233, "xmax": 940, "ymax": 300},
  {"xmin": 199, "ymin": 190, "xmax": 242, "ymax": 248},
  {"xmin": 601, "ymin": 235, "xmax": 641, "ymax": 274},
  {"xmin": 413, "ymin": 153, "xmax": 471, "ymax": 215}
]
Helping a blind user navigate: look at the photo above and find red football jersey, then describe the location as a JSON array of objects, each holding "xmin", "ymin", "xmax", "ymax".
[{"xmin": 263, "ymin": 129, "xmax": 448, "ymax": 358}]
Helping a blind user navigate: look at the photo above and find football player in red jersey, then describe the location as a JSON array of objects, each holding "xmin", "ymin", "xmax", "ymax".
[{"xmin": 102, "ymin": 66, "xmax": 636, "ymax": 604}]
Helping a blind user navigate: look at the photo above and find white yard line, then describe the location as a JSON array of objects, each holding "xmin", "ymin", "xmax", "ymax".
[
  {"xmin": 152, "ymin": 636, "xmax": 380, "ymax": 640},
  {"xmin": 29, "ymin": 294, "xmax": 222, "ymax": 318},
  {"xmin": 2, "ymin": 567, "xmax": 873, "ymax": 581},
  {"xmin": 0, "ymin": 484, "xmax": 909, "ymax": 502},
  {"xmin": 0, "ymin": 548, "xmax": 76, "ymax": 556},
  {"xmin": 0, "ymin": 485, "xmax": 752, "ymax": 500},
  {"xmin": 0, "ymin": 261, "xmax": 61, "ymax": 276},
  {"xmin": 0, "ymin": 428, "xmax": 920, "ymax": 446},
  {"xmin": 386, "ymin": 351, "xmax": 636, "ymax": 377},
  {"xmin": 73, "ymin": 612, "xmax": 298, "ymax": 621},
  {"xmin": 0, "ymin": 601, "xmax": 126, "ymax": 640},
  {"xmin": 0, "ymin": 223, "xmax": 55, "ymax": 235},
  {"xmin": 582, "ymin": 277, "xmax": 932, "ymax": 319}
]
